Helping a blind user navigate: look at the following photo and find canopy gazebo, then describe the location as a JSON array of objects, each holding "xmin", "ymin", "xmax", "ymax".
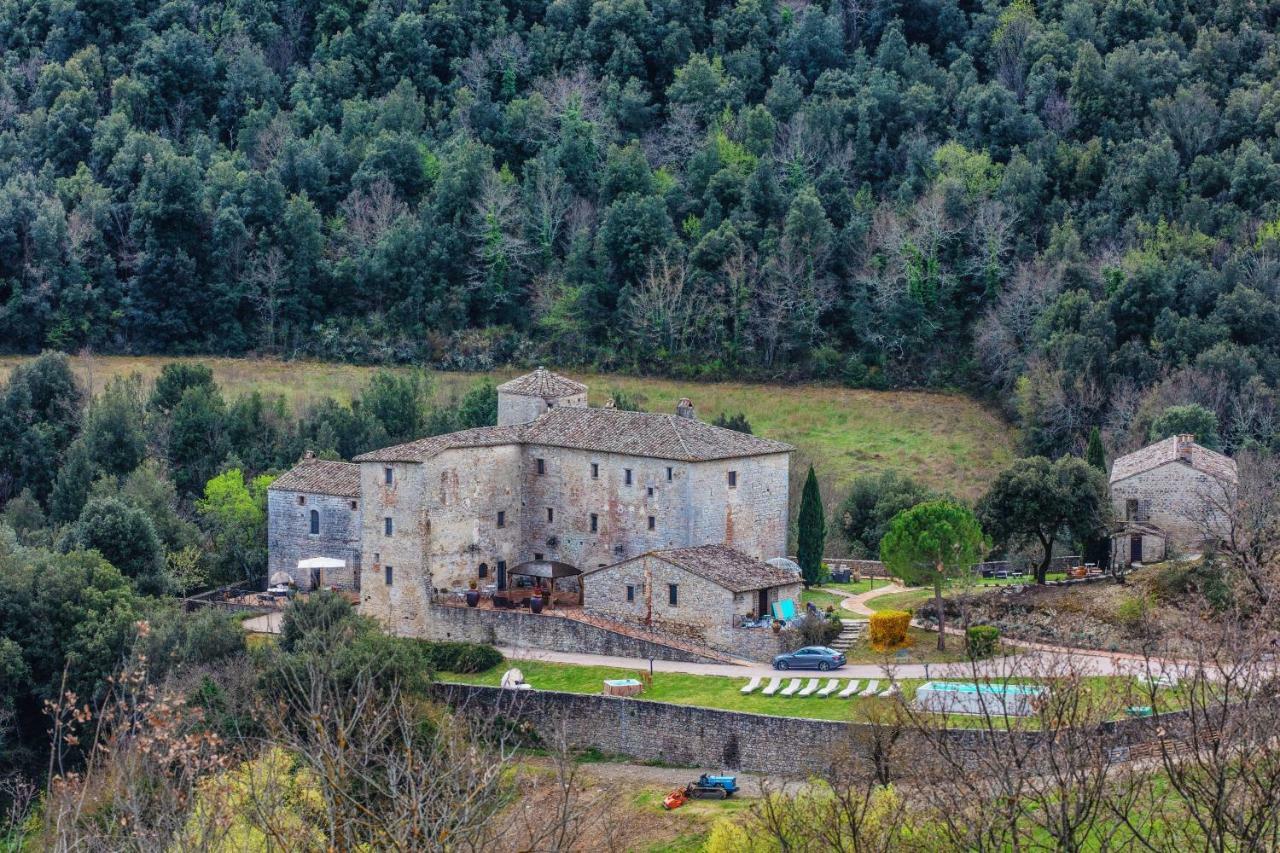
[
  {"xmin": 505, "ymin": 559, "xmax": 583, "ymax": 610},
  {"xmin": 297, "ymin": 556, "xmax": 347, "ymax": 591}
]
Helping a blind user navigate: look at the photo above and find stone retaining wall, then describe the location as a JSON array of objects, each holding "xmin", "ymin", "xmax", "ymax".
[
  {"xmin": 433, "ymin": 683, "xmax": 1173, "ymax": 776},
  {"xmin": 425, "ymin": 604, "xmax": 729, "ymax": 664}
]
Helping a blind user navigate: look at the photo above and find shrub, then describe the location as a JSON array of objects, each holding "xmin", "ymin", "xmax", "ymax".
[
  {"xmin": 782, "ymin": 613, "xmax": 841, "ymax": 650},
  {"xmin": 869, "ymin": 610, "xmax": 911, "ymax": 649},
  {"xmin": 966, "ymin": 625, "xmax": 1000, "ymax": 659},
  {"xmin": 418, "ymin": 641, "xmax": 503, "ymax": 674}
]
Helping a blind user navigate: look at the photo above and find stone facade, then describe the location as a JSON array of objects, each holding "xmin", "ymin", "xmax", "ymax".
[
  {"xmin": 1109, "ymin": 434, "xmax": 1236, "ymax": 564},
  {"xmin": 273, "ymin": 369, "xmax": 794, "ymax": 648},
  {"xmin": 581, "ymin": 546, "xmax": 801, "ymax": 659},
  {"xmin": 266, "ymin": 458, "xmax": 361, "ymax": 590}
]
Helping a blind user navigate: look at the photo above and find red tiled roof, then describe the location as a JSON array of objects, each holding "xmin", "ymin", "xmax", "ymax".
[
  {"xmin": 269, "ymin": 459, "xmax": 360, "ymax": 497},
  {"xmin": 496, "ymin": 367, "xmax": 587, "ymax": 398},
  {"xmin": 586, "ymin": 544, "xmax": 801, "ymax": 593}
]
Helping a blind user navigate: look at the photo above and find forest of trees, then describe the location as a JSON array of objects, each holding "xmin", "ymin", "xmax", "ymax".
[{"xmin": 1, "ymin": 0, "xmax": 1279, "ymax": 456}]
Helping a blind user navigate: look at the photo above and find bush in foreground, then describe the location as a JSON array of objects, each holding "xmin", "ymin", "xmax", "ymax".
[
  {"xmin": 420, "ymin": 641, "xmax": 504, "ymax": 674},
  {"xmin": 966, "ymin": 625, "xmax": 1000, "ymax": 660},
  {"xmin": 869, "ymin": 611, "xmax": 911, "ymax": 650}
]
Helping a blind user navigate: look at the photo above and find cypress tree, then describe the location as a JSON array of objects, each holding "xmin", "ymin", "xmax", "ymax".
[
  {"xmin": 1085, "ymin": 427, "xmax": 1107, "ymax": 472},
  {"xmin": 796, "ymin": 465, "xmax": 826, "ymax": 587}
]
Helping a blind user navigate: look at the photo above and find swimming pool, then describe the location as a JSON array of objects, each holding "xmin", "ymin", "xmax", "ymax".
[{"xmin": 915, "ymin": 681, "xmax": 1046, "ymax": 716}]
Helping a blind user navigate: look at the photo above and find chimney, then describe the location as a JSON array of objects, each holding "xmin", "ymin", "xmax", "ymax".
[
  {"xmin": 303, "ymin": 449, "xmax": 316, "ymax": 461},
  {"xmin": 603, "ymin": 398, "xmax": 616, "ymax": 409},
  {"xmin": 1176, "ymin": 434, "xmax": 1194, "ymax": 463},
  {"xmin": 676, "ymin": 397, "xmax": 696, "ymax": 419}
]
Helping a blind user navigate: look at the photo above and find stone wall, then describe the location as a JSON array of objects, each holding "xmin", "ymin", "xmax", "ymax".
[
  {"xmin": 421, "ymin": 445, "xmax": 524, "ymax": 591},
  {"xmin": 358, "ymin": 460, "xmax": 433, "ymax": 633},
  {"xmin": 522, "ymin": 447, "xmax": 692, "ymax": 571},
  {"xmin": 432, "ymin": 684, "xmax": 1174, "ymax": 776},
  {"xmin": 688, "ymin": 453, "xmax": 790, "ymax": 561},
  {"xmin": 266, "ymin": 489, "xmax": 361, "ymax": 590},
  {"xmin": 1112, "ymin": 461, "xmax": 1233, "ymax": 557},
  {"xmin": 582, "ymin": 554, "xmax": 733, "ymax": 631},
  {"xmin": 424, "ymin": 604, "xmax": 728, "ymax": 664},
  {"xmin": 497, "ymin": 389, "xmax": 588, "ymax": 426}
]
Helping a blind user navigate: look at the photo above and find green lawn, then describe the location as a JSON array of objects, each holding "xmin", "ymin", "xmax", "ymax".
[
  {"xmin": 0, "ymin": 355, "xmax": 1015, "ymax": 502},
  {"xmin": 800, "ymin": 587, "xmax": 847, "ymax": 610},
  {"xmin": 866, "ymin": 588, "xmax": 935, "ymax": 612},
  {"xmin": 443, "ymin": 660, "xmax": 1178, "ymax": 728}
]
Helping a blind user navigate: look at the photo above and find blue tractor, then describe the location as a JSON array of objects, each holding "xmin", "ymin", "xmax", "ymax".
[
  {"xmin": 687, "ymin": 773, "xmax": 739, "ymax": 799},
  {"xmin": 663, "ymin": 773, "xmax": 739, "ymax": 809}
]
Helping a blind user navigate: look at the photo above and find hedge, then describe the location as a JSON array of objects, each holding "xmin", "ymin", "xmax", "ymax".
[
  {"xmin": 966, "ymin": 625, "xmax": 1000, "ymax": 660},
  {"xmin": 869, "ymin": 610, "xmax": 911, "ymax": 649},
  {"xmin": 419, "ymin": 641, "xmax": 504, "ymax": 674}
]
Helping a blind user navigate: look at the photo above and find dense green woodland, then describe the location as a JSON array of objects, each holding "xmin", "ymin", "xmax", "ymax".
[{"xmin": 2, "ymin": 0, "xmax": 1280, "ymax": 454}]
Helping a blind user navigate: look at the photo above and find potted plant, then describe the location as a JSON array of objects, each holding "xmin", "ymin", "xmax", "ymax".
[
  {"xmin": 530, "ymin": 592, "xmax": 544, "ymax": 614},
  {"xmin": 465, "ymin": 580, "xmax": 480, "ymax": 607},
  {"xmin": 771, "ymin": 619, "xmax": 783, "ymax": 634}
]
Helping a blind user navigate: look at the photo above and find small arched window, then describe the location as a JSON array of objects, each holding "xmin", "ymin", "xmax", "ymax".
[
  {"xmin": 478, "ymin": 563, "xmax": 489, "ymax": 579},
  {"xmin": 309, "ymin": 509, "xmax": 320, "ymax": 535}
]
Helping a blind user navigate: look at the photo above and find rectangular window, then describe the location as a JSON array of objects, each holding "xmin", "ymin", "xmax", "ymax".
[
  {"xmin": 374, "ymin": 552, "xmax": 380, "ymax": 563},
  {"xmin": 385, "ymin": 565, "xmax": 394, "ymax": 585},
  {"xmin": 546, "ymin": 507, "xmax": 554, "ymax": 523},
  {"xmin": 590, "ymin": 513, "xmax": 598, "ymax": 532},
  {"xmin": 534, "ymin": 552, "xmax": 543, "ymax": 560},
  {"xmin": 624, "ymin": 468, "xmax": 633, "ymax": 485},
  {"xmin": 479, "ymin": 563, "xmax": 488, "ymax": 578},
  {"xmin": 728, "ymin": 470, "xmax": 738, "ymax": 488},
  {"xmin": 666, "ymin": 467, "xmax": 673, "ymax": 481},
  {"xmin": 647, "ymin": 486, "xmax": 654, "ymax": 497},
  {"xmin": 668, "ymin": 583, "xmax": 678, "ymax": 606},
  {"xmin": 648, "ymin": 515, "xmax": 656, "ymax": 531},
  {"xmin": 497, "ymin": 510, "xmax": 506, "ymax": 528},
  {"xmin": 591, "ymin": 462, "xmax": 599, "ymax": 479},
  {"xmin": 297, "ymin": 495, "xmax": 306, "ymax": 506},
  {"xmin": 350, "ymin": 500, "xmax": 358, "ymax": 510},
  {"xmin": 626, "ymin": 584, "xmax": 635, "ymax": 602},
  {"xmin": 536, "ymin": 458, "xmax": 545, "ymax": 475},
  {"xmin": 384, "ymin": 517, "xmax": 393, "ymax": 536},
  {"xmin": 384, "ymin": 467, "xmax": 394, "ymax": 485}
]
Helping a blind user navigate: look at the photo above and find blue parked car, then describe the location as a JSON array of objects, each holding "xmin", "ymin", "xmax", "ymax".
[{"xmin": 772, "ymin": 646, "xmax": 846, "ymax": 671}]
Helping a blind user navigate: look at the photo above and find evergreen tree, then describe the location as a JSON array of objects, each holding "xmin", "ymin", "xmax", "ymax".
[
  {"xmin": 49, "ymin": 439, "xmax": 97, "ymax": 524},
  {"xmin": 796, "ymin": 465, "xmax": 826, "ymax": 588},
  {"xmin": 1085, "ymin": 427, "xmax": 1107, "ymax": 472}
]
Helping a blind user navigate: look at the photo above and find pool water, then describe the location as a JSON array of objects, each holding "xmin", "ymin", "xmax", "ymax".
[{"xmin": 918, "ymin": 681, "xmax": 1045, "ymax": 696}]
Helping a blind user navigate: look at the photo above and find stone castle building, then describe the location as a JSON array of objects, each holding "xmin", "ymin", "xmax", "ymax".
[
  {"xmin": 268, "ymin": 368, "xmax": 794, "ymax": 640},
  {"xmin": 1109, "ymin": 433, "xmax": 1237, "ymax": 565}
]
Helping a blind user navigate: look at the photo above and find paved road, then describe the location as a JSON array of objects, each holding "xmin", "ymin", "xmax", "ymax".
[{"xmin": 243, "ymin": 595, "xmax": 1187, "ymax": 680}]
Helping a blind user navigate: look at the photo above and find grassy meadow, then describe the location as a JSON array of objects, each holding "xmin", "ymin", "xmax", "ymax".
[{"xmin": 0, "ymin": 355, "xmax": 1016, "ymax": 503}]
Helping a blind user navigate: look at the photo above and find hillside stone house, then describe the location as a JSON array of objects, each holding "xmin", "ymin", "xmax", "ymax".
[
  {"xmin": 583, "ymin": 544, "xmax": 803, "ymax": 653},
  {"xmin": 266, "ymin": 454, "xmax": 362, "ymax": 590},
  {"xmin": 268, "ymin": 369, "xmax": 794, "ymax": 645},
  {"xmin": 1109, "ymin": 434, "xmax": 1237, "ymax": 565}
]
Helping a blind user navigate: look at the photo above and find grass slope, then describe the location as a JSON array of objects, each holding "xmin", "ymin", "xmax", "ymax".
[{"xmin": 0, "ymin": 355, "xmax": 1015, "ymax": 502}]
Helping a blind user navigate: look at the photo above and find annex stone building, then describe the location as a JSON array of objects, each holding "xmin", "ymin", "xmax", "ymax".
[
  {"xmin": 1109, "ymin": 433, "xmax": 1237, "ymax": 565},
  {"xmin": 268, "ymin": 369, "xmax": 794, "ymax": 641},
  {"xmin": 266, "ymin": 454, "xmax": 362, "ymax": 590}
]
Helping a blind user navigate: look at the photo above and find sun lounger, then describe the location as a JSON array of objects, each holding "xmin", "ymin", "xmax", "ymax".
[
  {"xmin": 838, "ymin": 680, "xmax": 860, "ymax": 698},
  {"xmin": 859, "ymin": 680, "xmax": 880, "ymax": 697},
  {"xmin": 761, "ymin": 677, "xmax": 782, "ymax": 696},
  {"xmin": 877, "ymin": 683, "xmax": 899, "ymax": 698},
  {"xmin": 740, "ymin": 676, "xmax": 763, "ymax": 695},
  {"xmin": 818, "ymin": 679, "xmax": 840, "ymax": 697},
  {"xmin": 779, "ymin": 678, "xmax": 802, "ymax": 697},
  {"xmin": 798, "ymin": 678, "xmax": 819, "ymax": 697}
]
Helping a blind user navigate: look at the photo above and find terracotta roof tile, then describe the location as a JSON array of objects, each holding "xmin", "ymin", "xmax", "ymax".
[
  {"xmin": 352, "ymin": 425, "xmax": 524, "ymax": 463},
  {"xmin": 651, "ymin": 544, "xmax": 803, "ymax": 592},
  {"xmin": 1110, "ymin": 435, "xmax": 1237, "ymax": 484},
  {"xmin": 520, "ymin": 406, "xmax": 792, "ymax": 462},
  {"xmin": 269, "ymin": 459, "xmax": 360, "ymax": 497},
  {"xmin": 352, "ymin": 407, "xmax": 792, "ymax": 464},
  {"xmin": 496, "ymin": 367, "xmax": 587, "ymax": 398}
]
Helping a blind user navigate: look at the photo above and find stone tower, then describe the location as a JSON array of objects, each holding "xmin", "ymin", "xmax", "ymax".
[{"xmin": 496, "ymin": 367, "xmax": 589, "ymax": 426}]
